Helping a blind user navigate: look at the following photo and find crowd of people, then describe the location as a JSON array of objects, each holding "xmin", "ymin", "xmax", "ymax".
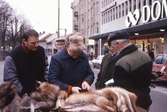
[{"xmin": 3, "ymin": 29, "xmax": 153, "ymax": 111}]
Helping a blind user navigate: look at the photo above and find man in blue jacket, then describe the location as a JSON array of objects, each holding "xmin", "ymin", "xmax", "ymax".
[{"xmin": 48, "ymin": 32, "xmax": 94, "ymax": 94}]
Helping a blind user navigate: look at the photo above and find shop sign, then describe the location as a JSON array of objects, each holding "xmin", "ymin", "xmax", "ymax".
[
  {"xmin": 125, "ymin": 0, "xmax": 167, "ymax": 27},
  {"xmin": 101, "ymin": 1, "xmax": 117, "ymax": 13},
  {"xmin": 88, "ymin": 39, "xmax": 95, "ymax": 45}
]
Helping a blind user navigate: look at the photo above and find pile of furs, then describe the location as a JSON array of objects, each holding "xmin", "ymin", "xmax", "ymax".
[{"xmin": 0, "ymin": 81, "xmax": 146, "ymax": 112}]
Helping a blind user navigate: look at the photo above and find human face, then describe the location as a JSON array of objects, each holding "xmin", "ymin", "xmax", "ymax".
[
  {"xmin": 56, "ymin": 42, "xmax": 65, "ymax": 51},
  {"xmin": 23, "ymin": 36, "xmax": 39, "ymax": 51},
  {"xmin": 108, "ymin": 45, "xmax": 117, "ymax": 55},
  {"xmin": 68, "ymin": 49, "xmax": 81, "ymax": 58},
  {"xmin": 109, "ymin": 40, "xmax": 122, "ymax": 54}
]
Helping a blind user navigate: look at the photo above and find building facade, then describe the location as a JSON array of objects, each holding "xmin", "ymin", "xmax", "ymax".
[
  {"xmin": 71, "ymin": 0, "xmax": 100, "ymax": 57},
  {"xmin": 71, "ymin": 0, "xmax": 167, "ymax": 58}
]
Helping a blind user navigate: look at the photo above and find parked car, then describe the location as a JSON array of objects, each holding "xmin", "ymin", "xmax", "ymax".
[
  {"xmin": 92, "ymin": 55, "xmax": 104, "ymax": 69},
  {"xmin": 152, "ymin": 54, "xmax": 167, "ymax": 81}
]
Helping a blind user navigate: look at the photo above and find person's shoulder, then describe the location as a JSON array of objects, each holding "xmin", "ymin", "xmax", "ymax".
[
  {"xmin": 103, "ymin": 53, "xmax": 111, "ymax": 59},
  {"xmin": 9, "ymin": 45, "xmax": 21, "ymax": 54},
  {"xmin": 38, "ymin": 45, "xmax": 45, "ymax": 50}
]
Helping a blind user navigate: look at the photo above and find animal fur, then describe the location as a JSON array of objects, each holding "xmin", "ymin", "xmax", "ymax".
[
  {"xmin": 59, "ymin": 87, "xmax": 147, "ymax": 112},
  {"xmin": 19, "ymin": 93, "xmax": 37, "ymax": 112},
  {"xmin": 0, "ymin": 81, "xmax": 22, "ymax": 112},
  {"xmin": 30, "ymin": 81, "xmax": 68, "ymax": 111},
  {"xmin": 0, "ymin": 81, "xmax": 16, "ymax": 109},
  {"xmin": 0, "ymin": 81, "xmax": 68, "ymax": 112},
  {"xmin": 65, "ymin": 91, "xmax": 117, "ymax": 112}
]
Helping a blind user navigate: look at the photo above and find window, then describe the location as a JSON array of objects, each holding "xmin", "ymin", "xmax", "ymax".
[
  {"xmin": 125, "ymin": 1, "xmax": 128, "ymax": 15},
  {"xmin": 134, "ymin": 0, "xmax": 136, "ymax": 10},
  {"xmin": 119, "ymin": 5, "xmax": 121, "ymax": 18},
  {"xmin": 129, "ymin": 0, "xmax": 131, "ymax": 11},
  {"xmin": 122, "ymin": 3, "xmax": 124, "ymax": 17},
  {"xmin": 81, "ymin": 14, "xmax": 84, "ymax": 22},
  {"xmin": 96, "ymin": 22, "xmax": 99, "ymax": 33},
  {"xmin": 116, "ymin": 7, "xmax": 118, "ymax": 19},
  {"xmin": 111, "ymin": 9, "xmax": 112, "ymax": 21},
  {"xmin": 113, "ymin": 8, "xmax": 115, "ymax": 20},
  {"xmin": 96, "ymin": 2, "xmax": 99, "ymax": 14},
  {"xmin": 143, "ymin": 0, "xmax": 146, "ymax": 6}
]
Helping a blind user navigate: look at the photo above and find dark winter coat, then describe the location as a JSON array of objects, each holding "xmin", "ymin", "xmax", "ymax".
[
  {"xmin": 95, "ymin": 53, "xmax": 116, "ymax": 89},
  {"xmin": 111, "ymin": 44, "xmax": 152, "ymax": 109},
  {"xmin": 48, "ymin": 47, "xmax": 94, "ymax": 91}
]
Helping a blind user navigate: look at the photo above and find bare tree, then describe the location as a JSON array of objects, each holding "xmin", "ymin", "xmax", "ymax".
[
  {"xmin": 0, "ymin": 0, "xmax": 32, "ymax": 59},
  {"xmin": 0, "ymin": 0, "xmax": 13, "ymax": 59}
]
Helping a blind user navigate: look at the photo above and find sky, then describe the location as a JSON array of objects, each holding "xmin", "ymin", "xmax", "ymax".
[{"xmin": 5, "ymin": 0, "xmax": 74, "ymax": 34}]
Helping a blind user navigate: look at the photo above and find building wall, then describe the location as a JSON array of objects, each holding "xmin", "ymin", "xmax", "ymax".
[
  {"xmin": 100, "ymin": 0, "xmax": 163, "ymax": 34},
  {"xmin": 71, "ymin": 0, "xmax": 167, "ymax": 57}
]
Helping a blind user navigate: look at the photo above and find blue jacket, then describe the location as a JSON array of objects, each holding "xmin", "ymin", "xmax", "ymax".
[{"xmin": 48, "ymin": 47, "xmax": 94, "ymax": 92}]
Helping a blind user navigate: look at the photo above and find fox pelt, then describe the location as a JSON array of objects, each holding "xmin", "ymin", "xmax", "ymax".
[
  {"xmin": 58, "ymin": 87, "xmax": 147, "ymax": 112},
  {"xmin": 30, "ymin": 81, "xmax": 68, "ymax": 111}
]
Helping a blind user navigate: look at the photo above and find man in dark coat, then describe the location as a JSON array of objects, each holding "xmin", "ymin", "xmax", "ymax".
[
  {"xmin": 95, "ymin": 44, "xmax": 117, "ymax": 89},
  {"xmin": 107, "ymin": 30, "xmax": 152, "ymax": 111},
  {"xmin": 3, "ymin": 29, "xmax": 48, "ymax": 96},
  {"xmin": 48, "ymin": 32, "xmax": 94, "ymax": 94}
]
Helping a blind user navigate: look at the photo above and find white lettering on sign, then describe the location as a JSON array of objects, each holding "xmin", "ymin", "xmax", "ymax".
[
  {"xmin": 125, "ymin": 0, "xmax": 167, "ymax": 27},
  {"xmin": 101, "ymin": 1, "xmax": 116, "ymax": 13}
]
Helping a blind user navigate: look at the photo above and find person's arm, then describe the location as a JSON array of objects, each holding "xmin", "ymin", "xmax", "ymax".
[
  {"xmin": 48, "ymin": 56, "xmax": 70, "ymax": 92},
  {"xmin": 44, "ymin": 54, "xmax": 49, "ymax": 80},
  {"xmin": 3, "ymin": 56, "xmax": 23, "ymax": 94}
]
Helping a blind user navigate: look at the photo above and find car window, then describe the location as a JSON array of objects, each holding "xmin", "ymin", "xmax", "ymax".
[
  {"xmin": 162, "ymin": 55, "xmax": 167, "ymax": 64},
  {"xmin": 154, "ymin": 55, "xmax": 163, "ymax": 64}
]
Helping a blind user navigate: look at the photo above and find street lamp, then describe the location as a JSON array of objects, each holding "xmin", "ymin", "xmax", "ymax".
[{"xmin": 58, "ymin": 0, "xmax": 60, "ymax": 38}]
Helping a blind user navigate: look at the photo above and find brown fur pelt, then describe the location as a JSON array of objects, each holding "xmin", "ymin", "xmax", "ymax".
[
  {"xmin": 0, "ymin": 81, "xmax": 20, "ymax": 110},
  {"xmin": 1, "ymin": 85, "xmax": 21, "ymax": 112},
  {"xmin": 57, "ymin": 87, "xmax": 147, "ymax": 112},
  {"xmin": 30, "ymin": 81, "xmax": 68, "ymax": 111},
  {"xmin": 0, "ymin": 81, "xmax": 68, "ymax": 112}
]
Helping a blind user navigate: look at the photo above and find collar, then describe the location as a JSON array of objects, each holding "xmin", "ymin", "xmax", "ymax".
[
  {"xmin": 22, "ymin": 42, "xmax": 31, "ymax": 53},
  {"xmin": 115, "ymin": 44, "xmax": 138, "ymax": 62}
]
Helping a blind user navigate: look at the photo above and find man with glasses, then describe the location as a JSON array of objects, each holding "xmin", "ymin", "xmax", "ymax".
[
  {"xmin": 106, "ymin": 30, "xmax": 152, "ymax": 111},
  {"xmin": 48, "ymin": 32, "xmax": 94, "ymax": 95},
  {"xmin": 3, "ymin": 29, "xmax": 48, "ymax": 97}
]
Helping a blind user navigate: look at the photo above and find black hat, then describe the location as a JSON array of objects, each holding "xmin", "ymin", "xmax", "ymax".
[{"xmin": 108, "ymin": 30, "xmax": 130, "ymax": 42}]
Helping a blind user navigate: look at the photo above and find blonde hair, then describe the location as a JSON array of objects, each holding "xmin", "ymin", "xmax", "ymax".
[{"xmin": 65, "ymin": 32, "xmax": 86, "ymax": 46}]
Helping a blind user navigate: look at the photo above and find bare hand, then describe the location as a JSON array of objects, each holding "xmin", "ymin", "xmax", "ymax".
[
  {"xmin": 71, "ymin": 86, "xmax": 81, "ymax": 93},
  {"xmin": 82, "ymin": 81, "xmax": 90, "ymax": 90}
]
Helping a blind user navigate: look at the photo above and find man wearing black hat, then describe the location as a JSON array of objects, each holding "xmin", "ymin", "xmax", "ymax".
[{"xmin": 107, "ymin": 30, "xmax": 152, "ymax": 111}]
